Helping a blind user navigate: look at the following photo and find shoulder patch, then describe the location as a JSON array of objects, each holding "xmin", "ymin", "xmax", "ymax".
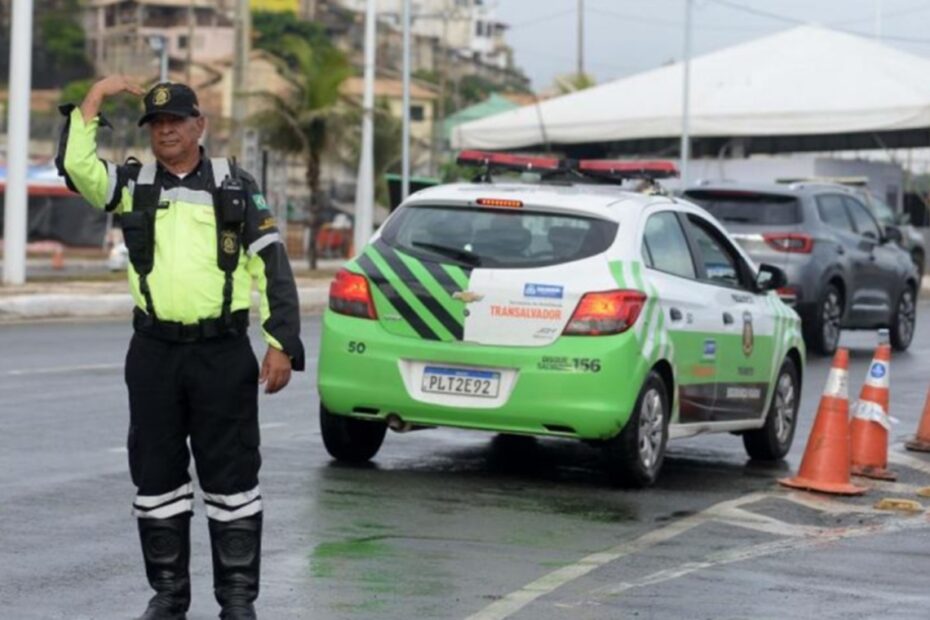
[{"xmin": 252, "ymin": 194, "xmax": 269, "ymax": 210}]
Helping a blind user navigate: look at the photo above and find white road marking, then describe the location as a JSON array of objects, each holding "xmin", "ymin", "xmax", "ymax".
[
  {"xmin": 582, "ymin": 514, "xmax": 930, "ymax": 605},
  {"xmin": 3, "ymin": 363, "xmax": 123, "ymax": 377},
  {"xmin": 464, "ymin": 493, "xmax": 769, "ymax": 620},
  {"xmin": 260, "ymin": 422, "xmax": 288, "ymax": 430},
  {"xmin": 888, "ymin": 450, "xmax": 930, "ymax": 476},
  {"xmin": 469, "ymin": 478, "xmax": 930, "ymax": 620}
]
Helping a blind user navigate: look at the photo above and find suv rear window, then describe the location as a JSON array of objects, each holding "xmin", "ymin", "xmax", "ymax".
[
  {"xmin": 685, "ymin": 190, "xmax": 802, "ymax": 225},
  {"xmin": 379, "ymin": 205, "xmax": 619, "ymax": 269}
]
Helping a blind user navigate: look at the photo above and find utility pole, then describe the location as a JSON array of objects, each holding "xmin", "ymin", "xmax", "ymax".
[
  {"xmin": 680, "ymin": 0, "xmax": 693, "ymax": 189},
  {"xmin": 577, "ymin": 0, "xmax": 584, "ymax": 78},
  {"xmin": 401, "ymin": 0, "xmax": 411, "ymax": 201},
  {"xmin": 353, "ymin": 0, "xmax": 377, "ymax": 254},
  {"xmin": 186, "ymin": 0, "xmax": 195, "ymax": 82},
  {"xmin": 231, "ymin": 0, "xmax": 251, "ymax": 157},
  {"xmin": 3, "ymin": 0, "xmax": 34, "ymax": 285}
]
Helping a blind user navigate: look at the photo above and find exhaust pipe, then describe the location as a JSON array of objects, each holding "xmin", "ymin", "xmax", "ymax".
[{"xmin": 386, "ymin": 413, "xmax": 413, "ymax": 433}]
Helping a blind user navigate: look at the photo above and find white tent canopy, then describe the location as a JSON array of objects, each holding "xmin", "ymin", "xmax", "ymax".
[{"xmin": 452, "ymin": 26, "xmax": 930, "ymax": 150}]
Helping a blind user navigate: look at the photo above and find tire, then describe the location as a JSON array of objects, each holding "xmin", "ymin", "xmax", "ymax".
[
  {"xmin": 804, "ymin": 283, "xmax": 843, "ymax": 356},
  {"xmin": 890, "ymin": 285, "xmax": 917, "ymax": 352},
  {"xmin": 743, "ymin": 358, "xmax": 799, "ymax": 460},
  {"xmin": 602, "ymin": 371, "xmax": 669, "ymax": 488},
  {"xmin": 320, "ymin": 404, "xmax": 387, "ymax": 463}
]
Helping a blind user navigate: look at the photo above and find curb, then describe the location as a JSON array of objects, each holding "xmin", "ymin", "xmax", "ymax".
[{"xmin": 0, "ymin": 287, "xmax": 329, "ymax": 321}]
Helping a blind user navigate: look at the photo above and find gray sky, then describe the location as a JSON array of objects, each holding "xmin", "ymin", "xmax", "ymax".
[{"xmin": 496, "ymin": 0, "xmax": 930, "ymax": 90}]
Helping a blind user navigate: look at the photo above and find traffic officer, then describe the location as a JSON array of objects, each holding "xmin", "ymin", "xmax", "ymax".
[{"xmin": 56, "ymin": 76, "xmax": 305, "ymax": 620}]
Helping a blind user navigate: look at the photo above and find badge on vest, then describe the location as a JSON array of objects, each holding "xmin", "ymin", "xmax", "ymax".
[{"xmin": 221, "ymin": 230, "xmax": 239, "ymax": 255}]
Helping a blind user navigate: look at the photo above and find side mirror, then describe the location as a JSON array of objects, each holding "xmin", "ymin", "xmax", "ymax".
[
  {"xmin": 884, "ymin": 225, "xmax": 903, "ymax": 245},
  {"xmin": 756, "ymin": 263, "xmax": 787, "ymax": 292}
]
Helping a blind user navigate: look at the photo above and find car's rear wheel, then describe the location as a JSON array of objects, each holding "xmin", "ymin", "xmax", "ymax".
[
  {"xmin": 320, "ymin": 404, "xmax": 387, "ymax": 462},
  {"xmin": 890, "ymin": 286, "xmax": 917, "ymax": 352},
  {"xmin": 742, "ymin": 357, "xmax": 799, "ymax": 460},
  {"xmin": 806, "ymin": 284, "xmax": 843, "ymax": 355},
  {"xmin": 602, "ymin": 371, "xmax": 669, "ymax": 488}
]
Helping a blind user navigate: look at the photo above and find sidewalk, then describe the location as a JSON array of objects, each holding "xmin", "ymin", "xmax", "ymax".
[{"xmin": 0, "ymin": 271, "xmax": 337, "ymax": 322}]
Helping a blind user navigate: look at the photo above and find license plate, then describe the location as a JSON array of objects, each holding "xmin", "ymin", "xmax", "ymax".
[{"xmin": 421, "ymin": 366, "xmax": 501, "ymax": 398}]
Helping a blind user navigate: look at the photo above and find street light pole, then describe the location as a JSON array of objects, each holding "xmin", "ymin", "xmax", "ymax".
[
  {"xmin": 577, "ymin": 0, "xmax": 584, "ymax": 78},
  {"xmin": 353, "ymin": 0, "xmax": 377, "ymax": 254},
  {"xmin": 680, "ymin": 0, "xmax": 693, "ymax": 188},
  {"xmin": 3, "ymin": 0, "xmax": 34, "ymax": 285},
  {"xmin": 401, "ymin": 0, "xmax": 411, "ymax": 201}
]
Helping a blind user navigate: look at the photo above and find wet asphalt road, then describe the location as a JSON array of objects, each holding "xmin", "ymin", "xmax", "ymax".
[{"xmin": 2, "ymin": 313, "xmax": 930, "ymax": 619}]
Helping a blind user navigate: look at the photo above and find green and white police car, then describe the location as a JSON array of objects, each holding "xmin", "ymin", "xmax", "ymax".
[{"xmin": 317, "ymin": 153, "xmax": 805, "ymax": 487}]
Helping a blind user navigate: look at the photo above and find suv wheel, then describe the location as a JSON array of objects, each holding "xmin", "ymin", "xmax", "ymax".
[
  {"xmin": 890, "ymin": 286, "xmax": 917, "ymax": 351},
  {"xmin": 602, "ymin": 371, "xmax": 669, "ymax": 488},
  {"xmin": 806, "ymin": 284, "xmax": 843, "ymax": 355},
  {"xmin": 320, "ymin": 404, "xmax": 387, "ymax": 462},
  {"xmin": 743, "ymin": 358, "xmax": 799, "ymax": 460}
]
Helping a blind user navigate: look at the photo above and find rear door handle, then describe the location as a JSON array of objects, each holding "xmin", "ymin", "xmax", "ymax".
[
  {"xmin": 670, "ymin": 308, "xmax": 683, "ymax": 322},
  {"xmin": 723, "ymin": 312, "xmax": 734, "ymax": 325}
]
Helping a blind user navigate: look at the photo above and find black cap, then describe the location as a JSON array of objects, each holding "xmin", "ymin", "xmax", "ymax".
[{"xmin": 138, "ymin": 82, "xmax": 201, "ymax": 126}]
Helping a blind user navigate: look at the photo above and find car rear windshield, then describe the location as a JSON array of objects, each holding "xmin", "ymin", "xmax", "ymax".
[
  {"xmin": 685, "ymin": 190, "xmax": 802, "ymax": 225},
  {"xmin": 379, "ymin": 205, "xmax": 619, "ymax": 269}
]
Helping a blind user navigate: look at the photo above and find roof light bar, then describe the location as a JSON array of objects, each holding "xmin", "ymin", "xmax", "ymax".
[
  {"xmin": 456, "ymin": 150, "xmax": 563, "ymax": 172},
  {"xmin": 578, "ymin": 159, "xmax": 679, "ymax": 179}
]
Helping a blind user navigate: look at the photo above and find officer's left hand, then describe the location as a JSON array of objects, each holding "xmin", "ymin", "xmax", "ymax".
[{"xmin": 260, "ymin": 347, "xmax": 292, "ymax": 394}]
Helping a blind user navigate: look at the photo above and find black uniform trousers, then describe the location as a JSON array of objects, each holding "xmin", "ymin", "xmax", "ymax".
[{"xmin": 125, "ymin": 331, "xmax": 263, "ymax": 523}]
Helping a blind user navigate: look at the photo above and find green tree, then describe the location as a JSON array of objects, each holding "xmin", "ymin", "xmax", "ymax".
[{"xmin": 249, "ymin": 20, "xmax": 352, "ymax": 269}]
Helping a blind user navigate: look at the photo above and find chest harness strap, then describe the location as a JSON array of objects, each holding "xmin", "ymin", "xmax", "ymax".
[{"xmin": 125, "ymin": 158, "xmax": 247, "ymax": 337}]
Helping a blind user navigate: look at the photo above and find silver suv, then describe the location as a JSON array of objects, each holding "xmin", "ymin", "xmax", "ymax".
[{"xmin": 684, "ymin": 183, "xmax": 919, "ymax": 354}]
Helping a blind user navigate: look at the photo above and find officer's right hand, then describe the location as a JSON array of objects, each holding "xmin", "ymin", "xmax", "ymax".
[{"xmin": 90, "ymin": 75, "xmax": 145, "ymax": 99}]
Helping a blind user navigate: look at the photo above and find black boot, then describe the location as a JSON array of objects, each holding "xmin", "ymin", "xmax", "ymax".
[
  {"xmin": 209, "ymin": 514, "xmax": 261, "ymax": 620},
  {"xmin": 137, "ymin": 515, "xmax": 191, "ymax": 620}
]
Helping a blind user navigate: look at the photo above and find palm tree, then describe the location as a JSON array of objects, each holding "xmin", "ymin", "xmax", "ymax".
[{"xmin": 250, "ymin": 33, "xmax": 351, "ymax": 269}]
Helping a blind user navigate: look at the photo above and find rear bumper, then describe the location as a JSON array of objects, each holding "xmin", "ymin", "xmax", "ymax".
[{"xmin": 317, "ymin": 311, "xmax": 652, "ymax": 440}]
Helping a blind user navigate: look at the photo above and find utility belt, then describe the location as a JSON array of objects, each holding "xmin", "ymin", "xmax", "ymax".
[{"xmin": 133, "ymin": 307, "xmax": 249, "ymax": 343}]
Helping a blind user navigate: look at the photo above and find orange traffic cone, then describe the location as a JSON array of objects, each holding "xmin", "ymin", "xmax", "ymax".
[
  {"xmin": 779, "ymin": 349, "xmax": 866, "ymax": 495},
  {"xmin": 850, "ymin": 344, "xmax": 896, "ymax": 480},
  {"xmin": 905, "ymin": 388, "xmax": 930, "ymax": 452}
]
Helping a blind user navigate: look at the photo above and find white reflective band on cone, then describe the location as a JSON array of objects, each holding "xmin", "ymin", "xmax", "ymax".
[
  {"xmin": 852, "ymin": 399, "xmax": 892, "ymax": 431},
  {"xmin": 822, "ymin": 368, "xmax": 848, "ymax": 398}
]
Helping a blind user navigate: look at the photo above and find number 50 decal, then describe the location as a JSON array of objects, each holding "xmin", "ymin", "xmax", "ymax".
[{"xmin": 348, "ymin": 341, "xmax": 367, "ymax": 354}]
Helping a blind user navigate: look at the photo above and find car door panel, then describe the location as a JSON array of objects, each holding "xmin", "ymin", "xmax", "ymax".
[{"xmin": 681, "ymin": 213, "xmax": 776, "ymax": 422}]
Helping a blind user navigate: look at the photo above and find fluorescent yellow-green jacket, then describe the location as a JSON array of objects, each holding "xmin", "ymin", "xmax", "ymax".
[{"xmin": 58, "ymin": 106, "xmax": 304, "ymax": 369}]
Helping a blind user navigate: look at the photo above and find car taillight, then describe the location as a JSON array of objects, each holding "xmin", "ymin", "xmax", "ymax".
[
  {"xmin": 329, "ymin": 269, "xmax": 377, "ymax": 319},
  {"xmin": 563, "ymin": 290, "xmax": 646, "ymax": 336},
  {"xmin": 777, "ymin": 287, "xmax": 798, "ymax": 305},
  {"xmin": 763, "ymin": 233, "xmax": 813, "ymax": 253}
]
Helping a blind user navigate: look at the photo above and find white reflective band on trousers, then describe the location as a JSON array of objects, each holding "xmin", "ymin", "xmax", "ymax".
[
  {"xmin": 852, "ymin": 399, "xmax": 893, "ymax": 431},
  {"xmin": 822, "ymin": 368, "xmax": 848, "ymax": 398},
  {"xmin": 132, "ymin": 482, "xmax": 195, "ymax": 519},
  {"xmin": 203, "ymin": 485, "xmax": 262, "ymax": 522}
]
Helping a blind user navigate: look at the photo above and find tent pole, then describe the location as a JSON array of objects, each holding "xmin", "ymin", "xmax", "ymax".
[{"xmin": 680, "ymin": 0, "xmax": 693, "ymax": 188}]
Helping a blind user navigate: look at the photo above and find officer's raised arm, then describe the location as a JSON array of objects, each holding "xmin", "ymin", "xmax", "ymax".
[
  {"xmin": 56, "ymin": 75, "xmax": 144, "ymax": 212},
  {"xmin": 240, "ymin": 171, "xmax": 306, "ymax": 389}
]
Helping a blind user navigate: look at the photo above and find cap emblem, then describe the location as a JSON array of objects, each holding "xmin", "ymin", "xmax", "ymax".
[{"xmin": 152, "ymin": 87, "xmax": 171, "ymax": 106}]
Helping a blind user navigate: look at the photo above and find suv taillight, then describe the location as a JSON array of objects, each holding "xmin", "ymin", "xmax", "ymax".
[
  {"xmin": 563, "ymin": 290, "xmax": 646, "ymax": 336},
  {"xmin": 763, "ymin": 233, "xmax": 813, "ymax": 253},
  {"xmin": 329, "ymin": 269, "xmax": 377, "ymax": 319}
]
